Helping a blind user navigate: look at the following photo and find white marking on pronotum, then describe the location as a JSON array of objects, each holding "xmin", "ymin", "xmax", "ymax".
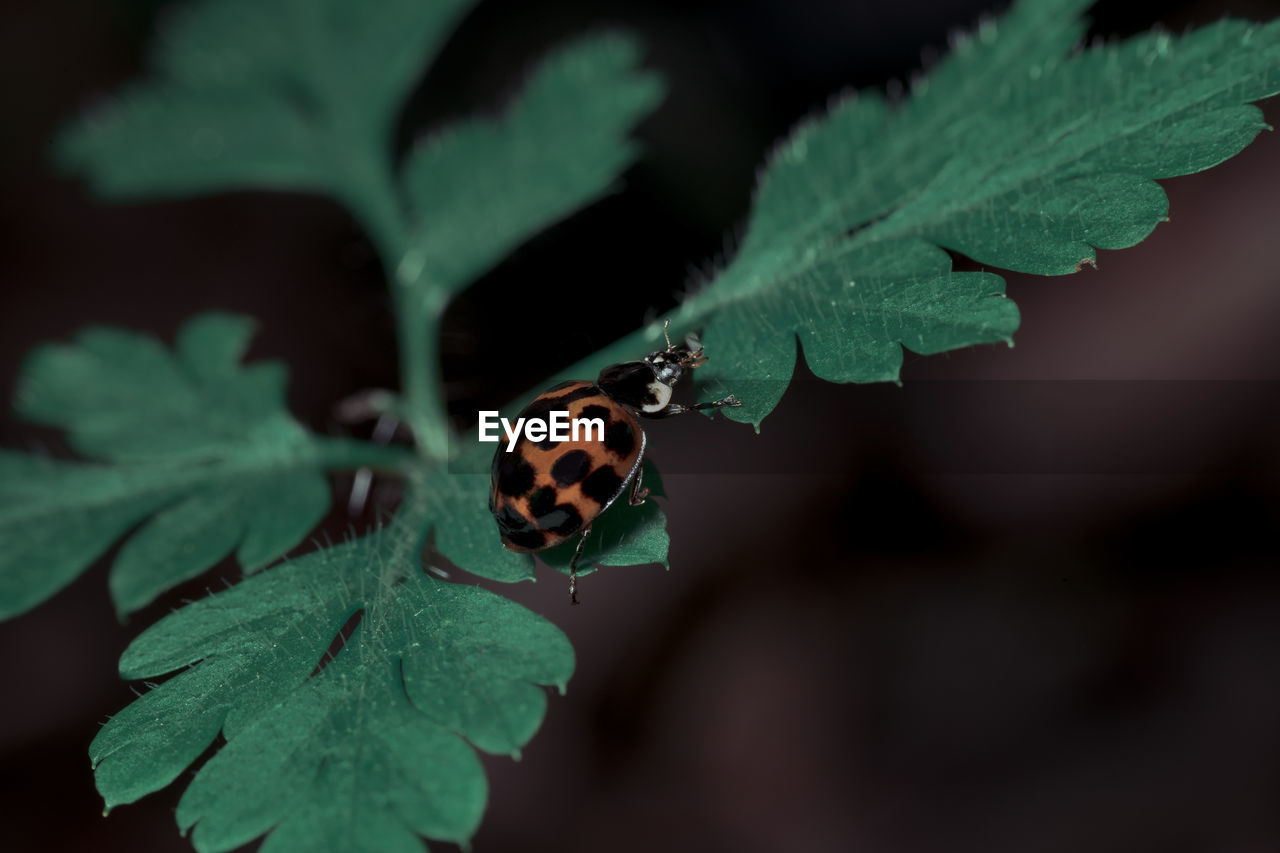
[{"xmin": 641, "ymin": 381, "xmax": 672, "ymax": 413}]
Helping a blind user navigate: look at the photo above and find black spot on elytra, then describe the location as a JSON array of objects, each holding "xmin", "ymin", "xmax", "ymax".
[
  {"xmin": 579, "ymin": 404, "xmax": 611, "ymax": 423},
  {"xmin": 516, "ymin": 386, "xmax": 602, "ymax": 451},
  {"xmin": 540, "ymin": 503, "xmax": 583, "ymax": 536},
  {"xmin": 495, "ymin": 502, "xmax": 545, "ymax": 549},
  {"xmin": 551, "ymin": 449, "xmax": 592, "ymax": 486},
  {"xmin": 582, "ymin": 465, "xmax": 624, "ymax": 505},
  {"xmin": 495, "ymin": 503, "xmax": 535, "ymax": 537},
  {"xmin": 519, "ymin": 400, "xmax": 554, "ymax": 426},
  {"xmin": 545, "ymin": 380, "xmax": 580, "ymax": 392},
  {"xmin": 546, "ymin": 384, "xmax": 601, "ymax": 407},
  {"xmin": 515, "ymin": 402, "xmax": 558, "ymax": 449},
  {"xmin": 604, "ymin": 420, "xmax": 635, "ymax": 457},
  {"xmin": 494, "ymin": 454, "xmax": 535, "ymax": 497},
  {"xmin": 552, "ymin": 381, "xmax": 601, "ymax": 404},
  {"xmin": 505, "ymin": 527, "xmax": 546, "ymax": 550},
  {"xmin": 528, "ymin": 486, "xmax": 558, "ymax": 517}
]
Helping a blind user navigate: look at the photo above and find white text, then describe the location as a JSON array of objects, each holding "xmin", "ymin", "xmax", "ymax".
[{"xmin": 478, "ymin": 410, "xmax": 605, "ymax": 451}]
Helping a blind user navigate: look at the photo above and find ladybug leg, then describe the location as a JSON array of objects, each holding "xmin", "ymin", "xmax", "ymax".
[
  {"xmin": 629, "ymin": 452, "xmax": 650, "ymax": 506},
  {"xmin": 346, "ymin": 412, "xmax": 400, "ymax": 515},
  {"xmin": 568, "ymin": 523, "xmax": 593, "ymax": 606},
  {"xmin": 651, "ymin": 394, "xmax": 741, "ymax": 419}
]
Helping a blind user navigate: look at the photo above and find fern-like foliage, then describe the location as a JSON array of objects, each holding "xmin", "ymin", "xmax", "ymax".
[
  {"xmin": 540, "ymin": 0, "xmax": 1280, "ymax": 429},
  {"xmin": 4, "ymin": 0, "xmax": 1279, "ymax": 850},
  {"xmin": 6, "ymin": 0, "xmax": 671, "ymax": 848},
  {"xmin": 689, "ymin": 0, "xmax": 1280, "ymax": 425},
  {"xmin": 90, "ymin": 521, "xmax": 573, "ymax": 853},
  {"xmin": 56, "ymin": 0, "xmax": 475, "ymax": 198},
  {"xmin": 0, "ymin": 314, "xmax": 407, "ymax": 618},
  {"xmin": 402, "ymin": 34, "xmax": 666, "ymax": 300},
  {"xmin": 57, "ymin": 0, "xmax": 663, "ymax": 457}
]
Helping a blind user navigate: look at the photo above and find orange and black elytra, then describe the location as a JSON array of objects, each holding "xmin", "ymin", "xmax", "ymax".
[{"xmin": 489, "ymin": 322, "xmax": 739, "ymax": 604}]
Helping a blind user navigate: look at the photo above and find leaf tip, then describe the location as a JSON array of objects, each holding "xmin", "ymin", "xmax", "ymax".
[{"xmin": 99, "ymin": 790, "xmax": 124, "ymax": 817}]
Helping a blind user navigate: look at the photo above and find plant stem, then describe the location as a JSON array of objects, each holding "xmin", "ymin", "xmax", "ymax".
[
  {"xmin": 390, "ymin": 266, "xmax": 451, "ymax": 461},
  {"xmin": 381, "ymin": 462, "xmax": 432, "ymax": 588},
  {"xmin": 312, "ymin": 437, "xmax": 419, "ymax": 473},
  {"xmin": 338, "ymin": 147, "xmax": 452, "ymax": 462}
]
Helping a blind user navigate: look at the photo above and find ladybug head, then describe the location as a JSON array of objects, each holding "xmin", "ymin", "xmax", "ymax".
[
  {"xmin": 597, "ymin": 321, "xmax": 707, "ymax": 414},
  {"xmin": 644, "ymin": 321, "xmax": 707, "ymax": 385}
]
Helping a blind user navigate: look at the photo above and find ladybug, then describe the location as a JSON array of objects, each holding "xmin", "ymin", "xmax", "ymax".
[{"xmin": 489, "ymin": 323, "xmax": 739, "ymax": 604}]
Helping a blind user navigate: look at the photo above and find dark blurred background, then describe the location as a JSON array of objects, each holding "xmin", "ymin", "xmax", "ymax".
[{"xmin": 4, "ymin": 0, "xmax": 1280, "ymax": 851}]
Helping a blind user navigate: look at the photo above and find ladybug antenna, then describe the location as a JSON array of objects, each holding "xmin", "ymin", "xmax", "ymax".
[{"xmin": 662, "ymin": 318, "xmax": 673, "ymax": 350}]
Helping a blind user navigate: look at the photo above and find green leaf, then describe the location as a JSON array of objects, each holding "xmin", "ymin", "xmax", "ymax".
[
  {"xmin": 401, "ymin": 32, "xmax": 665, "ymax": 297},
  {"xmin": 55, "ymin": 0, "xmax": 667, "ymax": 463},
  {"xmin": 0, "ymin": 314, "xmax": 406, "ymax": 619},
  {"xmin": 17, "ymin": 313, "xmax": 305, "ymax": 462},
  {"xmin": 698, "ymin": 240, "xmax": 1018, "ymax": 426},
  {"xmin": 90, "ymin": 531, "xmax": 574, "ymax": 853},
  {"xmin": 426, "ymin": 469, "xmax": 535, "ymax": 584},
  {"xmin": 662, "ymin": 0, "xmax": 1280, "ymax": 428},
  {"xmin": 0, "ymin": 453, "xmax": 179, "ymax": 620},
  {"xmin": 56, "ymin": 0, "xmax": 475, "ymax": 198}
]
